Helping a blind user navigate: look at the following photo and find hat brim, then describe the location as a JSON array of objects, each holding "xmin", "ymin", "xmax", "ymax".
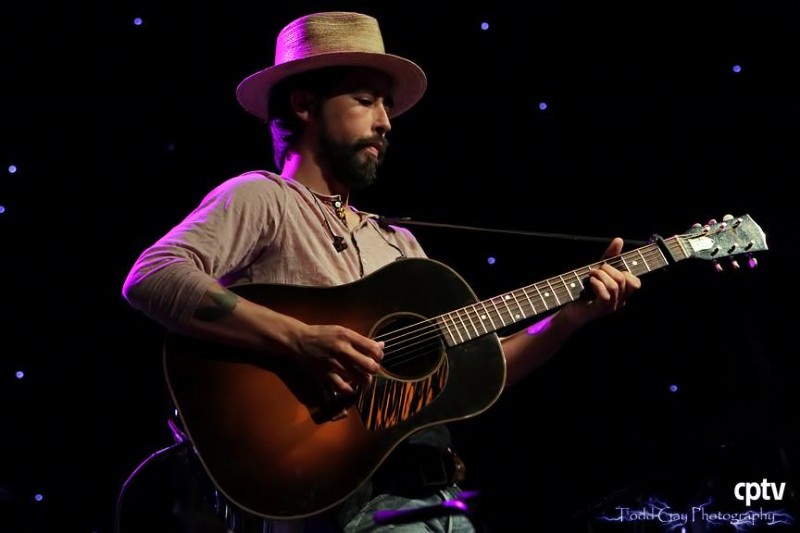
[{"xmin": 236, "ymin": 52, "xmax": 427, "ymax": 122}]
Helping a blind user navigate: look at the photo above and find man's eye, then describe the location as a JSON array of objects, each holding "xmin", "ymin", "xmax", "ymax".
[{"xmin": 357, "ymin": 98, "xmax": 374, "ymax": 105}]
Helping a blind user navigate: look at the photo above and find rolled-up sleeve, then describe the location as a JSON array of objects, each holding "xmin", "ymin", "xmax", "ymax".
[{"xmin": 122, "ymin": 173, "xmax": 280, "ymax": 329}]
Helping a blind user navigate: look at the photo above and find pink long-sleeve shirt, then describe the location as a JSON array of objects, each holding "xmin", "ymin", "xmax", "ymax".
[{"xmin": 122, "ymin": 170, "xmax": 427, "ymax": 330}]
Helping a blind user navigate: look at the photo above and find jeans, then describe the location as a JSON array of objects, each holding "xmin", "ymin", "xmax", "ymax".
[{"xmin": 341, "ymin": 486, "xmax": 478, "ymax": 533}]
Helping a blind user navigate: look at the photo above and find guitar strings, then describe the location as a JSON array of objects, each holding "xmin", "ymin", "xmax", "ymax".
[
  {"xmin": 376, "ymin": 246, "xmax": 670, "ymax": 368},
  {"xmin": 374, "ymin": 240, "xmax": 683, "ymax": 368}
]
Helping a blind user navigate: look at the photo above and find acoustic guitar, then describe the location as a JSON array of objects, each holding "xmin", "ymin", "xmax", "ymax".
[{"xmin": 163, "ymin": 215, "xmax": 767, "ymax": 520}]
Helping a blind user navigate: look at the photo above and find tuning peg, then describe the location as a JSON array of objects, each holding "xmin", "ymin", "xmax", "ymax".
[
  {"xmin": 707, "ymin": 218, "xmax": 718, "ymax": 226},
  {"xmin": 715, "ymin": 214, "xmax": 736, "ymax": 232},
  {"xmin": 713, "ymin": 260, "xmax": 724, "ymax": 273},
  {"xmin": 730, "ymin": 258, "xmax": 741, "ymax": 270},
  {"xmin": 748, "ymin": 254, "xmax": 758, "ymax": 268}
]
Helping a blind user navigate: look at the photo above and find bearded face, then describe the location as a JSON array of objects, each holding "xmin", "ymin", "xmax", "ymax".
[{"xmin": 316, "ymin": 116, "xmax": 389, "ymax": 191}]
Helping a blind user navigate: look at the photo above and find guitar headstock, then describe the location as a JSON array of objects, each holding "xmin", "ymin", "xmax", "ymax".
[{"xmin": 680, "ymin": 214, "xmax": 768, "ymax": 271}]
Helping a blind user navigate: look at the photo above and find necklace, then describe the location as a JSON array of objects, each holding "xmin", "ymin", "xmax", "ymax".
[
  {"xmin": 306, "ymin": 187, "xmax": 350, "ymax": 254},
  {"xmin": 304, "ymin": 185, "xmax": 347, "ymax": 223}
]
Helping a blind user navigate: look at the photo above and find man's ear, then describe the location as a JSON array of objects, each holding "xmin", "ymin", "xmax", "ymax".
[{"xmin": 289, "ymin": 90, "xmax": 315, "ymax": 122}]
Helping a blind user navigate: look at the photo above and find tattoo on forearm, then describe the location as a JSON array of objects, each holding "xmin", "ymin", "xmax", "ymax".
[{"xmin": 194, "ymin": 288, "xmax": 239, "ymax": 321}]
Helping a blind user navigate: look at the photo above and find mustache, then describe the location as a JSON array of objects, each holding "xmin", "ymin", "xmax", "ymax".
[{"xmin": 354, "ymin": 137, "xmax": 389, "ymax": 157}]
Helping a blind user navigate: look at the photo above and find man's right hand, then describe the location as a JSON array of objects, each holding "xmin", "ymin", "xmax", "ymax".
[{"xmin": 295, "ymin": 324, "xmax": 384, "ymax": 397}]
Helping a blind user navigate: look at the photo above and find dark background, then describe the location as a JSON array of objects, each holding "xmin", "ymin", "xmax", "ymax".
[{"xmin": 2, "ymin": 1, "xmax": 799, "ymax": 531}]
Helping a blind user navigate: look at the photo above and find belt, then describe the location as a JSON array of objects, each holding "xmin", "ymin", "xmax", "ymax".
[{"xmin": 372, "ymin": 445, "xmax": 466, "ymax": 498}]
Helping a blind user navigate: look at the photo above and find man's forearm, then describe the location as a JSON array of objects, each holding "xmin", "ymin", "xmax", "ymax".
[{"xmin": 179, "ymin": 281, "xmax": 306, "ymax": 358}]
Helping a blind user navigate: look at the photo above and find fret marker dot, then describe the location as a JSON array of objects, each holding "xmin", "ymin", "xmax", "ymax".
[
  {"xmin": 632, "ymin": 260, "xmax": 638, "ymax": 266},
  {"xmin": 504, "ymin": 295, "xmax": 511, "ymax": 300},
  {"xmin": 570, "ymin": 283, "xmax": 576, "ymax": 288},
  {"xmin": 480, "ymin": 314, "xmax": 487, "ymax": 320},
  {"xmin": 514, "ymin": 314, "xmax": 521, "ymax": 319},
  {"xmin": 544, "ymin": 292, "xmax": 550, "ymax": 297}
]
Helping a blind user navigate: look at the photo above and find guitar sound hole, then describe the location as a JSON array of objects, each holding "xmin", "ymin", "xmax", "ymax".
[{"xmin": 372, "ymin": 313, "xmax": 444, "ymax": 381}]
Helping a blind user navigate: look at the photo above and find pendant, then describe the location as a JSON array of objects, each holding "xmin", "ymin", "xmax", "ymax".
[{"xmin": 333, "ymin": 199, "xmax": 346, "ymax": 222}]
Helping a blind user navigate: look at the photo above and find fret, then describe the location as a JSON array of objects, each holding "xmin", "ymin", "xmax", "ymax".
[
  {"xmin": 438, "ymin": 315, "xmax": 457, "ymax": 346},
  {"xmin": 479, "ymin": 301, "xmax": 497, "ymax": 330},
  {"xmin": 572, "ymin": 272, "xmax": 583, "ymax": 299},
  {"xmin": 463, "ymin": 306, "xmax": 480, "ymax": 338},
  {"xmin": 500, "ymin": 293, "xmax": 516, "ymax": 322},
  {"xmin": 545, "ymin": 279, "xmax": 561, "ymax": 306},
  {"xmin": 509, "ymin": 291, "xmax": 527, "ymax": 320},
  {"xmin": 673, "ymin": 236, "xmax": 690, "ymax": 261},
  {"xmin": 490, "ymin": 297, "xmax": 507, "ymax": 326},
  {"xmin": 533, "ymin": 283, "xmax": 549, "ymax": 310},
  {"xmin": 471, "ymin": 304, "xmax": 489, "ymax": 336},
  {"xmin": 636, "ymin": 249, "xmax": 651, "ymax": 272},
  {"xmin": 620, "ymin": 254, "xmax": 631, "ymax": 273},
  {"xmin": 558, "ymin": 274, "xmax": 578, "ymax": 302},
  {"xmin": 447, "ymin": 311, "xmax": 465, "ymax": 343},
  {"xmin": 455, "ymin": 310, "xmax": 471, "ymax": 341},
  {"xmin": 651, "ymin": 244, "xmax": 668, "ymax": 268},
  {"xmin": 575, "ymin": 273, "xmax": 584, "ymax": 299},
  {"xmin": 521, "ymin": 287, "xmax": 537, "ymax": 315}
]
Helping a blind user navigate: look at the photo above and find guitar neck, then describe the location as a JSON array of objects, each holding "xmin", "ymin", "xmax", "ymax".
[{"xmin": 436, "ymin": 236, "xmax": 687, "ymax": 347}]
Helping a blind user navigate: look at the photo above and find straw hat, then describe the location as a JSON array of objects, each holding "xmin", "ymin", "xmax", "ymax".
[{"xmin": 236, "ymin": 11, "xmax": 428, "ymax": 121}]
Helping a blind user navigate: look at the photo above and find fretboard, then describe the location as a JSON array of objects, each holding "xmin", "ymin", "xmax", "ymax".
[{"xmin": 435, "ymin": 236, "xmax": 690, "ymax": 347}]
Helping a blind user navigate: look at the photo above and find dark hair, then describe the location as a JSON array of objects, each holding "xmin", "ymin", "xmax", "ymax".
[{"xmin": 266, "ymin": 78, "xmax": 307, "ymax": 171}]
